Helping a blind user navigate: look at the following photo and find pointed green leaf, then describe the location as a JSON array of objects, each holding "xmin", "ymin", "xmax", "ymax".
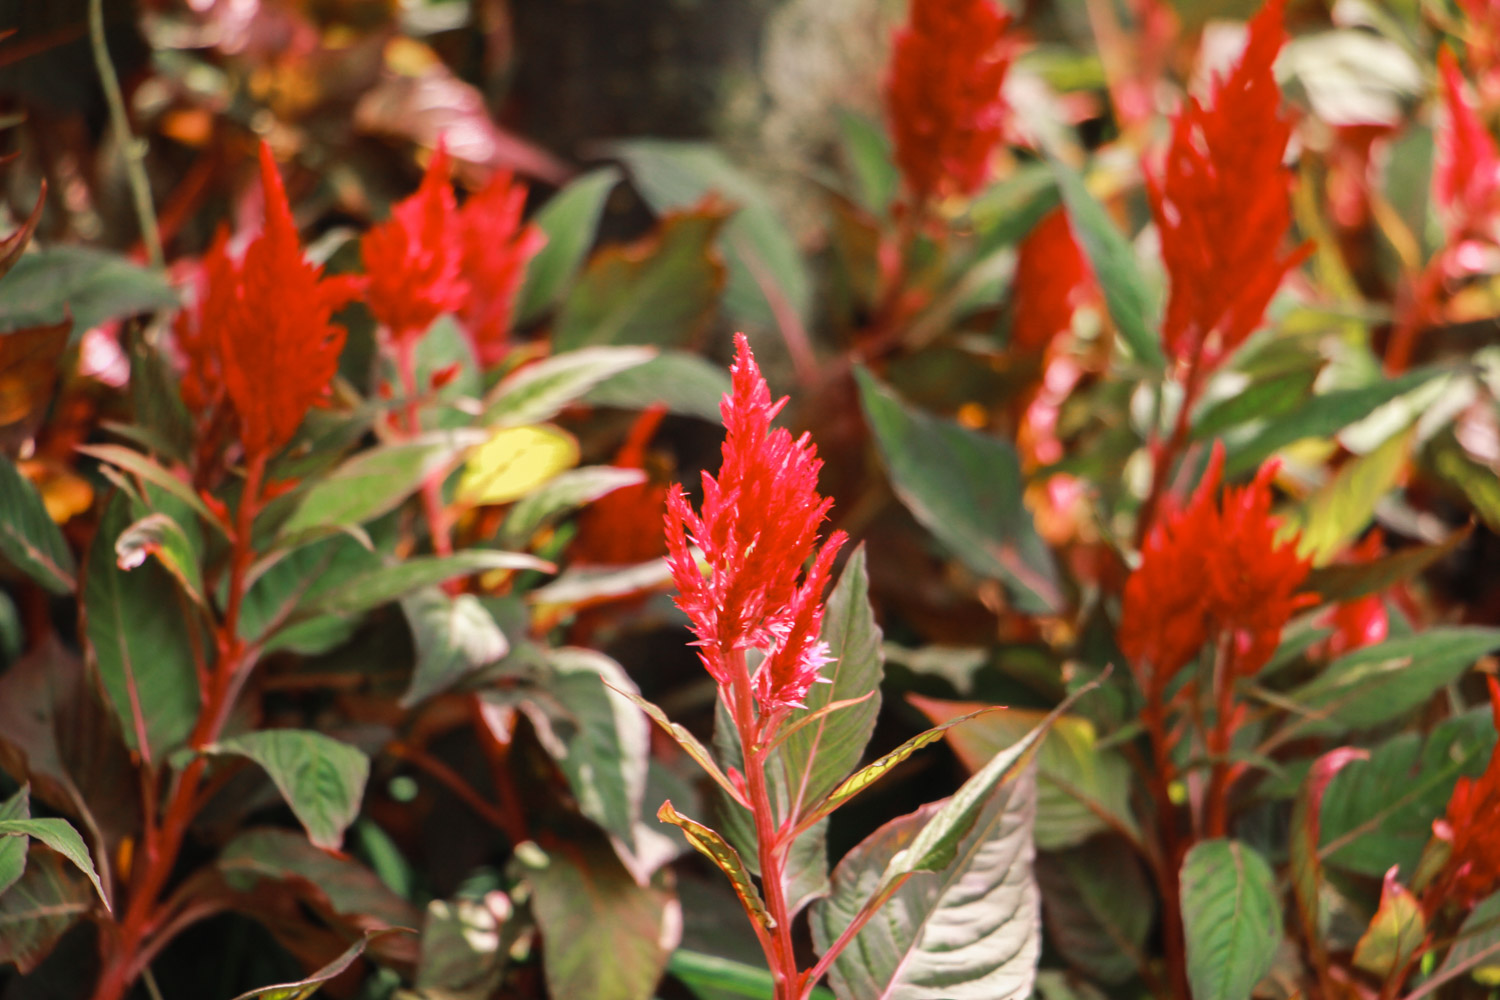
[
  {"xmin": 1179, "ymin": 840, "xmax": 1281, "ymax": 1000},
  {"xmin": 1035, "ymin": 837, "xmax": 1153, "ymax": 984},
  {"xmin": 581, "ymin": 350, "xmax": 732, "ymax": 422},
  {"xmin": 0, "ymin": 246, "xmax": 178, "ymax": 332},
  {"xmin": 517, "ymin": 167, "xmax": 621, "ymax": 324},
  {"xmin": 855, "ymin": 368, "xmax": 1061, "ymax": 614},
  {"xmin": 114, "ymin": 511, "xmax": 206, "ymax": 608},
  {"xmin": 514, "ymin": 838, "xmax": 678, "ymax": 1000},
  {"xmin": 1049, "ymin": 157, "xmax": 1163, "ymax": 369},
  {"xmin": 481, "ymin": 346, "xmax": 655, "ymax": 427},
  {"xmin": 610, "ymin": 685, "xmax": 748, "ymax": 808},
  {"xmin": 0, "ymin": 785, "xmax": 29, "ymax": 898},
  {"xmin": 0, "ymin": 454, "xmax": 75, "ymax": 593},
  {"xmin": 213, "ymin": 731, "xmax": 370, "ymax": 850},
  {"xmin": 229, "ymin": 931, "xmax": 404, "ymax": 1000},
  {"xmin": 299, "ymin": 550, "xmax": 550, "ymax": 618},
  {"xmin": 0, "ymin": 817, "xmax": 108, "ymax": 909},
  {"xmin": 499, "ymin": 466, "xmax": 645, "ymax": 548},
  {"xmin": 658, "ymin": 801, "xmax": 773, "ymax": 932},
  {"xmin": 76, "ymin": 444, "xmax": 225, "ymax": 537},
  {"xmin": 1427, "ymin": 890, "xmax": 1500, "ymax": 994},
  {"xmin": 83, "ymin": 493, "xmax": 199, "ymax": 764},
  {"xmin": 1352, "ymin": 870, "xmax": 1425, "ymax": 979},
  {"xmin": 780, "ymin": 546, "xmax": 884, "ymax": 816},
  {"xmin": 0, "ymin": 849, "xmax": 92, "ymax": 974},
  {"xmin": 809, "ymin": 767, "xmax": 1040, "ymax": 1000},
  {"xmin": 400, "ymin": 589, "xmax": 509, "ymax": 706},
  {"xmin": 669, "ymin": 948, "xmax": 836, "ymax": 1000},
  {"xmin": 278, "ymin": 431, "xmax": 485, "ymax": 538}
]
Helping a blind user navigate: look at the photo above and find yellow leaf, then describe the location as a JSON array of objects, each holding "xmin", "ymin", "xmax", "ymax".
[{"xmin": 457, "ymin": 425, "xmax": 578, "ymax": 506}]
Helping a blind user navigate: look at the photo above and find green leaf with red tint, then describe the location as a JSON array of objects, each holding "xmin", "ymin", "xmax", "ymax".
[
  {"xmin": 229, "ymin": 930, "xmax": 410, "ymax": 1000},
  {"xmin": 211, "ymin": 730, "xmax": 370, "ymax": 851},
  {"xmin": 0, "ymin": 849, "xmax": 92, "ymax": 974},
  {"xmin": 1180, "ymin": 840, "xmax": 1281, "ymax": 1000},
  {"xmin": 0, "ymin": 453, "xmax": 75, "ymax": 594},
  {"xmin": 517, "ymin": 167, "xmax": 621, "ymax": 324}
]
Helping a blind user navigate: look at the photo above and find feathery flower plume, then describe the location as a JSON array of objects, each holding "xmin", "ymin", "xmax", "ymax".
[
  {"xmin": 457, "ymin": 170, "xmax": 546, "ymax": 367},
  {"xmin": 362, "ymin": 144, "xmax": 468, "ymax": 343},
  {"xmin": 1434, "ymin": 677, "xmax": 1500, "ymax": 907},
  {"xmin": 885, "ymin": 0, "xmax": 1014, "ymax": 203},
  {"xmin": 1120, "ymin": 443, "xmax": 1314, "ymax": 692},
  {"xmin": 176, "ymin": 144, "xmax": 359, "ymax": 461},
  {"xmin": 1148, "ymin": 0, "xmax": 1307, "ymax": 373},
  {"xmin": 1010, "ymin": 208, "xmax": 1094, "ymax": 353},
  {"xmin": 1436, "ymin": 47, "xmax": 1500, "ymax": 262},
  {"xmin": 664, "ymin": 334, "xmax": 847, "ymax": 717}
]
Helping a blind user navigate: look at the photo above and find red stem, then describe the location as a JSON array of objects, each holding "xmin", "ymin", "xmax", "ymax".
[
  {"xmin": 91, "ymin": 453, "xmax": 267, "ymax": 1000},
  {"xmin": 728, "ymin": 650, "xmax": 800, "ymax": 998},
  {"xmin": 1142, "ymin": 680, "xmax": 1191, "ymax": 1000},
  {"xmin": 1203, "ymin": 634, "xmax": 1238, "ymax": 839}
]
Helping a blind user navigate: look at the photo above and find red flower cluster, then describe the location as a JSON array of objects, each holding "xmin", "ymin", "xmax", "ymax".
[
  {"xmin": 176, "ymin": 144, "xmax": 359, "ymax": 461},
  {"xmin": 1010, "ymin": 208, "xmax": 1093, "ymax": 353},
  {"xmin": 1120, "ymin": 443, "xmax": 1314, "ymax": 692},
  {"xmin": 1318, "ymin": 532, "xmax": 1390, "ymax": 659},
  {"xmin": 573, "ymin": 407, "xmax": 671, "ymax": 566},
  {"xmin": 1434, "ymin": 677, "xmax": 1500, "ymax": 907},
  {"xmin": 1436, "ymin": 48, "xmax": 1500, "ymax": 270},
  {"xmin": 362, "ymin": 146, "xmax": 543, "ymax": 361},
  {"xmin": 664, "ymin": 335, "xmax": 846, "ymax": 716},
  {"xmin": 362, "ymin": 145, "xmax": 468, "ymax": 344},
  {"xmin": 458, "ymin": 171, "xmax": 547, "ymax": 367},
  {"xmin": 885, "ymin": 0, "xmax": 1014, "ymax": 202},
  {"xmin": 1148, "ymin": 0, "xmax": 1307, "ymax": 372}
]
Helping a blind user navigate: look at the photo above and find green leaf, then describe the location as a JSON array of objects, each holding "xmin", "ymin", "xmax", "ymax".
[
  {"xmin": 514, "ymin": 839, "xmax": 678, "ymax": 1000},
  {"xmin": 1224, "ymin": 366, "xmax": 1447, "ymax": 476},
  {"xmin": 83, "ymin": 493, "xmax": 199, "ymax": 764},
  {"xmin": 779, "ymin": 546, "xmax": 884, "ymax": 815},
  {"xmin": 400, "ymin": 589, "xmax": 509, "ymax": 706},
  {"xmin": 76, "ymin": 444, "xmax": 226, "ymax": 538},
  {"xmin": 669, "ymin": 949, "xmax": 836, "ymax": 1000},
  {"xmin": 1286, "ymin": 429, "xmax": 1411, "ymax": 564},
  {"xmin": 480, "ymin": 346, "xmax": 655, "ymax": 427},
  {"xmin": 1430, "ymin": 890, "xmax": 1500, "ymax": 992},
  {"xmin": 581, "ymin": 350, "xmax": 732, "ymax": 421},
  {"xmin": 1286, "ymin": 627, "xmax": 1500, "ymax": 735},
  {"xmin": 229, "ymin": 931, "xmax": 403, "ymax": 1000},
  {"xmin": 1303, "ymin": 527, "xmax": 1469, "ymax": 602},
  {"xmin": 0, "ymin": 785, "xmax": 29, "ymax": 898},
  {"xmin": 835, "ymin": 111, "xmax": 898, "ymax": 215},
  {"xmin": 1192, "ymin": 368, "xmax": 1320, "ymax": 441},
  {"xmin": 300, "ymin": 550, "xmax": 549, "ymax": 618},
  {"xmin": 114, "ymin": 511, "xmax": 206, "ymax": 608},
  {"xmin": 0, "ymin": 247, "xmax": 177, "ymax": 333},
  {"xmin": 657, "ymin": 801, "xmax": 774, "ymax": 933},
  {"xmin": 238, "ymin": 533, "xmax": 380, "ymax": 653},
  {"xmin": 0, "ymin": 849, "xmax": 92, "ymax": 974},
  {"xmin": 809, "ymin": 768, "xmax": 1040, "ymax": 999},
  {"xmin": 518, "ymin": 167, "xmax": 621, "ymax": 324},
  {"xmin": 855, "ymin": 367, "xmax": 1061, "ymax": 614},
  {"xmin": 968, "ymin": 163, "xmax": 1061, "ymax": 257},
  {"xmin": 212, "ymin": 731, "xmax": 370, "ymax": 850},
  {"xmin": 1179, "ymin": 840, "xmax": 1281, "ymax": 1000},
  {"xmin": 1049, "ymin": 158, "xmax": 1163, "ymax": 369},
  {"xmin": 606, "ymin": 140, "xmax": 812, "ymax": 334},
  {"xmin": 1352, "ymin": 872, "xmax": 1425, "ymax": 979},
  {"xmin": 611, "ymin": 687, "xmax": 747, "ymax": 808},
  {"xmin": 554, "ymin": 205, "xmax": 728, "ymax": 351},
  {"xmin": 1035, "ymin": 837, "xmax": 1153, "ymax": 984},
  {"xmin": 908, "ymin": 696, "xmax": 1140, "ymax": 851},
  {"xmin": 417, "ymin": 895, "xmax": 514, "ymax": 992},
  {"xmin": 0, "ymin": 454, "xmax": 75, "ymax": 593},
  {"xmin": 219, "ymin": 827, "xmax": 417, "ymax": 929},
  {"xmin": 0, "ymin": 817, "xmax": 107, "ymax": 909},
  {"xmin": 499, "ymin": 466, "xmax": 645, "ymax": 548},
  {"xmin": 278, "ymin": 431, "xmax": 485, "ymax": 539}
]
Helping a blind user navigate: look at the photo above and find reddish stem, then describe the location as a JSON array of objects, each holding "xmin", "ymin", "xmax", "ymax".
[
  {"xmin": 91, "ymin": 454, "xmax": 267, "ymax": 1000},
  {"xmin": 1141, "ymin": 681, "xmax": 1191, "ymax": 1000},
  {"xmin": 395, "ymin": 335, "xmax": 453, "ymax": 559},
  {"xmin": 1203, "ymin": 634, "xmax": 1239, "ymax": 839},
  {"xmin": 1384, "ymin": 258, "xmax": 1445, "ymax": 376},
  {"xmin": 728, "ymin": 650, "xmax": 800, "ymax": 998}
]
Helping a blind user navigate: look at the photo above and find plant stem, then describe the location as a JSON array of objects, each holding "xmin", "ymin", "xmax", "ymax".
[
  {"xmin": 1141, "ymin": 681, "xmax": 1190, "ymax": 1000},
  {"xmin": 91, "ymin": 455, "xmax": 266, "ymax": 1000},
  {"xmin": 1203, "ymin": 633, "xmax": 1239, "ymax": 839},
  {"xmin": 728, "ymin": 651, "xmax": 800, "ymax": 998},
  {"xmin": 395, "ymin": 336, "xmax": 454, "ymax": 558},
  {"xmin": 88, "ymin": 0, "xmax": 163, "ymax": 269}
]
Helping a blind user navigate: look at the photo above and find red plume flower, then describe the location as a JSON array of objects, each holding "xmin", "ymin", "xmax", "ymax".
[
  {"xmin": 885, "ymin": 0, "xmax": 1014, "ymax": 203},
  {"xmin": 664, "ymin": 335, "xmax": 847, "ymax": 717},
  {"xmin": 361, "ymin": 144, "xmax": 468, "ymax": 343},
  {"xmin": 176, "ymin": 144, "xmax": 359, "ymax": 462},
  {"xmin": 457, "ymin": 170, "xmax": 546, "ymax": 368},
  {"xmin": 1436, "ymin": 47, "xmax": 1500, "ymax": 267},
  {"xmin": 1010, "ymin": 208, "xmax": 1094, "ymax": 353},
  {"xmin": 1148, "ymin": 0, "xmax": 1307, "ymax": 373},
  {"xmin": 1120, "ymin": 443, "xmax": 1314, "ymax": 693},
  {"xmin": 1434, "ymin": 677, "xmax": 1500, "ymax": 908}
]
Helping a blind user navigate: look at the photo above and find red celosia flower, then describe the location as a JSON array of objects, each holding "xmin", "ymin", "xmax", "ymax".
[
  {"xmin": 1119, "ymin": 442, "xmax": 1315, "ymax": 692},
  {"xmin": 885, "ymin": 0, "xmax": 1014, "ymax": 202},
  {"xmin": 1317, "ymin": 532, "xmax": 1390, "ymax": 659},
  {"xmin": 176, "ymin": 144, "xmax": 359, "ymax": 461},
  {"xmin": 361, "ymin": 144, "xmax": 468, "ymax": 343},
  {"xmin": 1148, "ymin": 0, "xmax": 1307, "ymax": 373},
  {"xmin": 1436, "ymin": 47, "xmax": 1500, "ymax": 265},
  {"xmin": 1010, "ymin": 208, "xmax": 1093, "ymax": 353},
  {"xmin": 457, "ymin": 171, "xmax": 546, "ymax": 368},
  {"xmin": 1434, "ymin": 676, "xmax": 1500, "ymax": 907},
  {"xmin": 664, "ymin": 334, "xmax": 847, "ymax": 716}
]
